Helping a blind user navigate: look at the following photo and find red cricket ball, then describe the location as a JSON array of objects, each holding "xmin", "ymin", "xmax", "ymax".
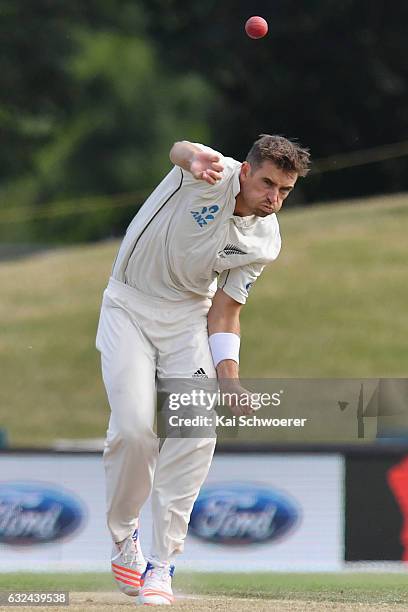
[{"xmin": 245, "ymin": 16, "xmax": 268, "ymax": 39}]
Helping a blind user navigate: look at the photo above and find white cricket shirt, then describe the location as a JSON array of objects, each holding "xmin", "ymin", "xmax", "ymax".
[{"xmin": 111, "ymin": 144, "xmax": 281, "ymax": 304}]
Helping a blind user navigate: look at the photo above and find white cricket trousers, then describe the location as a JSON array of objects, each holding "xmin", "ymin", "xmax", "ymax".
[{"xmin": 96, "ymin": 277, "xmax": 217, "ymax": 562}]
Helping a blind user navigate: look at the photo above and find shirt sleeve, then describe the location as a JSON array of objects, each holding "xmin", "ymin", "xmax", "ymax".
[{"xmin": 217, "ymin": 263, "xmax": 265, "ymax": 304}]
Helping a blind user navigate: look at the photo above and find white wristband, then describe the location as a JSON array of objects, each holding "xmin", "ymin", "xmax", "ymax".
[{"xmin": 209, "ymin": 333, "xmax": 240, "ymax": 368}]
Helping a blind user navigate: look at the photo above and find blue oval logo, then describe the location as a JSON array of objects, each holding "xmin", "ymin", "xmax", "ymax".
[
  {"xmin": 189, "ymin": 483, "xmax": 300, "ymax": 545},
  {"xmin": 0, "ymin": 481, "xmax": 85, "ymax": 546}
]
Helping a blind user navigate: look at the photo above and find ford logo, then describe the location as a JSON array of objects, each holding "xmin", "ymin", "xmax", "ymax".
[
  {"xmin": 0, "ymin": 482, "xmax": 85, "ymax": 546},
  {"xmin": 190, "ymin": 483, "xmax": 300, "ymax": 545}
]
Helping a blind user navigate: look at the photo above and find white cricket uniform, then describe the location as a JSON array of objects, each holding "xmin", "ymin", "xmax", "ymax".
[{"xmin": 96, "ymin": 143, "xmax": 281, "ymax": 562}]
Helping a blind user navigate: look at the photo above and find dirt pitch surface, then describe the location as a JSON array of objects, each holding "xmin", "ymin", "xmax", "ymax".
[{"xmin": 15, "ymin": 592, "xmax": 408, "ymax": 612}]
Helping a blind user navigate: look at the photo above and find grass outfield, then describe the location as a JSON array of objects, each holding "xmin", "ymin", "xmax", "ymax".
[
  {"xmin": 0, "ymin": 193, "xmax": 407, "ymax": 446},
  {"xmin": 0, "ymin": 572, "xmax": 408, "ymax": 606}
]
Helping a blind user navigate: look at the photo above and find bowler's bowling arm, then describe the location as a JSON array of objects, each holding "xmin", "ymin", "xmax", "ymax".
[
  {"xmin": 169, "ymin": 141, "xmax": 202, "ymax": 172},
  {"xmin": 169, "ymin": 141, "xmax": 224, "ymax": 185}
]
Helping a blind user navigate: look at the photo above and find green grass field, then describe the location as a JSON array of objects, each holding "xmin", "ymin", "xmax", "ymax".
[
  {"xmin": 0, "ymin": 193, "xmax": 407, "ymax": 446},
  {"xmin": 0, "ymin": 572, "xmax": 408, "ymax": 606}
]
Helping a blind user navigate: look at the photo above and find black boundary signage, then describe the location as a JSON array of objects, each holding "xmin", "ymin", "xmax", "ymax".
[{"xmin": 345, "ymin": 452, "xmax": 408, "ymax": 561}]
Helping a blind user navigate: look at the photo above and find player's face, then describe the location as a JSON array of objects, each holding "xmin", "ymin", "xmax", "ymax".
[{"xmin": 237, "ymin": 160, "xmax": 297, "ymax": 217}]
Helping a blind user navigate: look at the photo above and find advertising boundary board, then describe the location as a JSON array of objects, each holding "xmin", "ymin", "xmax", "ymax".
[{"xmin": 0, "ymin": 448, "xmax": 344, "ymax": 572}]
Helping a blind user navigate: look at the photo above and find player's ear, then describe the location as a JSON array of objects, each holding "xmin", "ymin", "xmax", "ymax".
[{"xmin": 240, "ymin": 161, "xmax": 251, "ymax": 181}]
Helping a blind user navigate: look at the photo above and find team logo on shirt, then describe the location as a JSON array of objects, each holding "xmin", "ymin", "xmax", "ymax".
[
  {"xmin": 218, "ymin": 243, "xmax": 248, "ymax": 258},
  {"xmin": 191, "ymin": 205, "xmax": 220, "ymax": 228}
]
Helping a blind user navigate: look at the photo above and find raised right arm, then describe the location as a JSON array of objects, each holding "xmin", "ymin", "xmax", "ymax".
[{"xmin": 169, "ymin": 141, "xmax": 224, "ymax": 185}]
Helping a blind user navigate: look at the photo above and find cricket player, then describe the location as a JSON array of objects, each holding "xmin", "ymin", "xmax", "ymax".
[{"xmin": 96, "ymin": 134, "xmax": 310, "ymax": 605}]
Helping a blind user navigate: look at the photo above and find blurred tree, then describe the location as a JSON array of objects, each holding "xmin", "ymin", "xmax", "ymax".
[
  {"xmin": 31, "ymin": 28, "xmax": 214, "ymax": 241},
  {"xmin": 0, "ymin": 1, "xmax": 79, "ymax": 179},
  {"xmin": 0, "ymin": 0, "xmax": 214, "ymax": 242}
]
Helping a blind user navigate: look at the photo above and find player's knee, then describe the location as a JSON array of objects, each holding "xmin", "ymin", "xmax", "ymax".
[
  {"xmin": 115, "ymin": 416, "xmax": 155, "ymax": 446},
  {"xmin": 116, "ymin": 417, "xmax": 152, "ymax": 443},
  {"xmin": 107, "ymin": 390, "xmax": 155, "ymax": 441}
]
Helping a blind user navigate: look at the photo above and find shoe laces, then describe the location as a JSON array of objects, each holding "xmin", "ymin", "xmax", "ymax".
[
  {"xmin": 120, "ymin": 537, "xmax": 138, "ymax": 564},
  {"xmin": 145, "ymin": 562, "xmax": 175, "ymax": 585},
  {"xmin": 114, "ymin": 531, "xmax": 141, "ymax": 565}
]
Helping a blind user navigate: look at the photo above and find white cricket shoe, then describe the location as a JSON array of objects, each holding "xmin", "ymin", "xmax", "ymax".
[
  {"xmin": 111, "ymin": 528, "xmax": 146, "ymax": 597},
  {"xmin": 138, "ymin": 561, "xmax": 175, "ymax": 605}
]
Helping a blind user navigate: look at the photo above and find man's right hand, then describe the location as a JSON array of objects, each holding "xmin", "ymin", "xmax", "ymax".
[
  {"xmin": 170, "ymin": 141, "xmax": 224, "ymax": 185},
  {"xmin": 190, "ymin": 151, "xmax": 224, "ymax": 185}
]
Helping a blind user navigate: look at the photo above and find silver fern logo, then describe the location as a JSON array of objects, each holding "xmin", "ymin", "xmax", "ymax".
[{"xmin": 218, "ymin": 243, "xmax": 248, "ymax": 258}]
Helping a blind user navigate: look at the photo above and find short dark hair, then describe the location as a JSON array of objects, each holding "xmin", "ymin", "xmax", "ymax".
[{"xmin": 246, "ymin": 134, "xmax": 311, "ymax": 177}]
